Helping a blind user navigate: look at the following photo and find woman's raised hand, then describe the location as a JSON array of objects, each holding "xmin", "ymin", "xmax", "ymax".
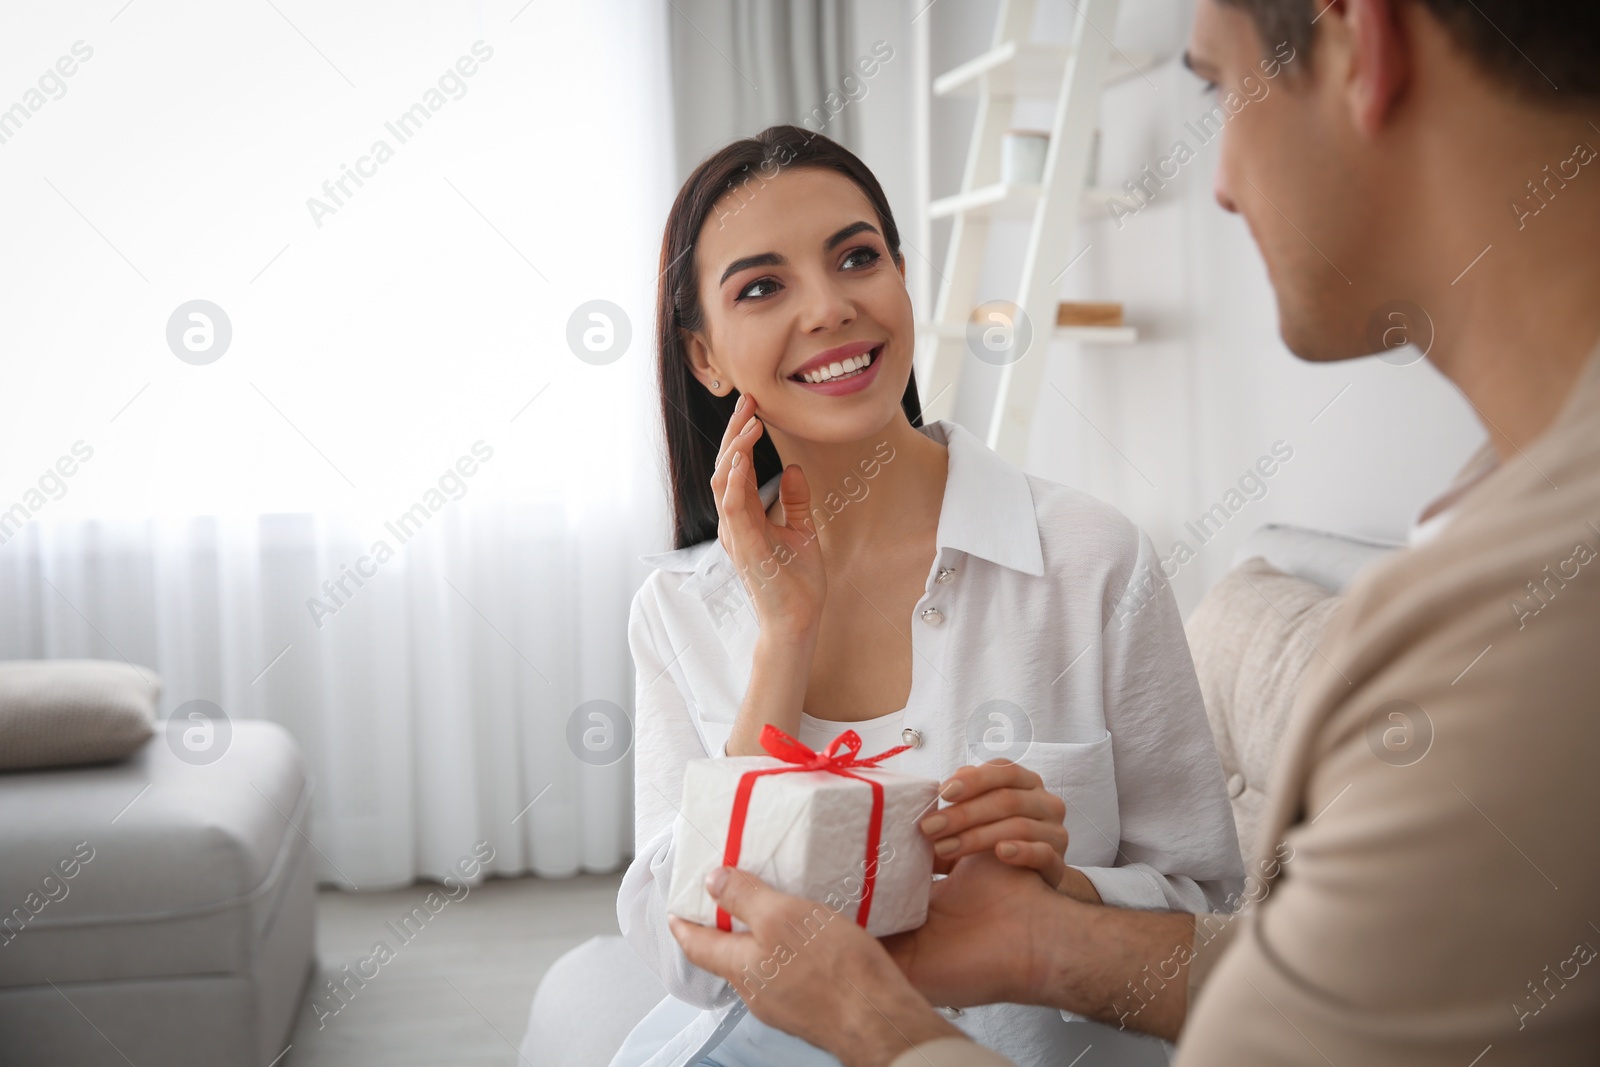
[{"xmin": 711, "ymin": 395, "xmax": 826, "ymax": 637}]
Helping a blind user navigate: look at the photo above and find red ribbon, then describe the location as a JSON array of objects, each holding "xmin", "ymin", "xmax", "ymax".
[{"xmin": 716, "ymin": 724, "xmax": 910, "ymax": 932}]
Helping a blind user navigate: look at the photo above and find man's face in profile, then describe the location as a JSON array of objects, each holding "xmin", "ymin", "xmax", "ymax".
[{"xmin": 1187, "ymin": 0, "xmax": 1392, "ymax": 363}]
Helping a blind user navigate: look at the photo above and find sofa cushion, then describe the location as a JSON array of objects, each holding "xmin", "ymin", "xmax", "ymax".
[
  {"xmin": 0, "ymin": 660, "xmax": 160, "ymax": 771},
  {"xmin": 1185, "ymin": 557, "xmax": 1343, "ymax": 861},
  {"xmin": 1231, "ymin": 523, "xmax": 1401, "ymax": 594},
  {"xmin": 0, "ymin": 720, "xmax": 311, "ymax": 987}
]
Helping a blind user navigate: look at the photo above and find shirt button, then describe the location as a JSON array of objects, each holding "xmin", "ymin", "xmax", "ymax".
[
  {"xmin": 920, "ymin": 607, "xmax": 945, "ymax": 626},
  {"xmin": 935, "ymin": 566, "xmax": 955, "ymax": 584},
  {"xmin": 1227, "ymin": 772, "xmax": 1246, "ymax": 798},
  {"xmin": 901, "ymin": 728, "xmax": 922, "ymax": 748}
]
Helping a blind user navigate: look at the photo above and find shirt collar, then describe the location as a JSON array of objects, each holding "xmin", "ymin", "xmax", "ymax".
[
  {"xmin": 638, "ymin": 418, "xmax": 1044, "ymax": 579},
  {"xmin": 925, "ymin": 419, "xmax": 1045, "ymax": 576}
]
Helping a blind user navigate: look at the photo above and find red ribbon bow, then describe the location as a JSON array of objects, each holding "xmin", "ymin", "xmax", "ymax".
[{"xmin": 716, "ymin": 724, "xmax": 911, "ymax": 932}]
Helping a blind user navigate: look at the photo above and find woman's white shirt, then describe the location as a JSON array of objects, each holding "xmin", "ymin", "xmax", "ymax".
[{"xmin": 616, "ymin": 419, "xmax": 1245, "ymax": 1066}]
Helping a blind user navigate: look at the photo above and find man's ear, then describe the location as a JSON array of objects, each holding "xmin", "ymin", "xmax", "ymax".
[
  {"xmin": 1343, "ymin": 0, "xmax": 1411, "ymax": 136},
  {"xmin": 683, "ymin": 329, "xmax": 728, "ymax": 396}
]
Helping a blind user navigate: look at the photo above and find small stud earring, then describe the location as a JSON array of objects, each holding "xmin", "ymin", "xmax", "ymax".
[{"xmin": 711, "ymin": 380, "xmax": 721, "ymax": 390}]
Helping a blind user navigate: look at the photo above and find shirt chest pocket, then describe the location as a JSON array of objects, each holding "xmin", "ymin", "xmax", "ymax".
[{"xmin": 1016, "ymin": 732, "xmax": 1121, "ymax": 867}]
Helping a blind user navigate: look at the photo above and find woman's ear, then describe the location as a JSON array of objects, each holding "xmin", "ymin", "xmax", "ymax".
[{"xmin": 682, "ymin": 329, "xmax": 729, "ymax": 396}]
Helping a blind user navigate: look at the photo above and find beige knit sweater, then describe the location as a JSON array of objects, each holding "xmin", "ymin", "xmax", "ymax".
[{"xmin": 893, "ymin": 344, "xmax": 1600, "ymax": 1067}]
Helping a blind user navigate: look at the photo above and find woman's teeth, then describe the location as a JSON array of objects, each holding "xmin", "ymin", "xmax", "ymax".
[{"xmin": 798, "ymin": 349, "xmax": 876, "ymax": 384}]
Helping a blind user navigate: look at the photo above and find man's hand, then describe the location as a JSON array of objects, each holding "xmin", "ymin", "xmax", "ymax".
[
  {"xmin": 887, "ymin": 853, "xmax": 1200, "ymax": 1041},
  {"xmin": 670, "ymin": 867, "xmax": 965, "ymax": 1067},
  {"xmin": 882, "ymin": 852, "xmax": 1064, "ymax": 1009}
]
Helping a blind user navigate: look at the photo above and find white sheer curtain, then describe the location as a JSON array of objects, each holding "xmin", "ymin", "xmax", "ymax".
[{"xmin": 0, "ymin": 1, "xmax": 675, "ymax": 887}]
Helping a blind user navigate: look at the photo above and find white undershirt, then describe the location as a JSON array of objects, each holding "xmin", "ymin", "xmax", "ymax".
[
  {"xmin": 796, "ymin": 709, "xmax": 906, "ymax": 758},
  {"xmin": 1410, "ymin": 444, "xmax": 1501, "ymax": 547}
]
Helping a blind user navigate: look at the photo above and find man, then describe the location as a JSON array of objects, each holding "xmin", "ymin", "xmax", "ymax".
[{"xmin": 672, "ymin": 0, "xmax": 1600, "ymax": 1063}]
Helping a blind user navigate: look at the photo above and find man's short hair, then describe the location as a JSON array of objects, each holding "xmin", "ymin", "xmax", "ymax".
[{"xmin": 1219, "ymin": 0, "xmax": 1600, "ymax": 105}]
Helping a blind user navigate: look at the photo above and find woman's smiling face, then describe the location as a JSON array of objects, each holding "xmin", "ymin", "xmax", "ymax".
[{"xmin": 685, "ymin": 165, "xmax": 914, "ymax": 446}]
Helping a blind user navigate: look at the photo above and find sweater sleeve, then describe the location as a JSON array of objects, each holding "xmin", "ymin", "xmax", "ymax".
[
  {"xmin": 1075, "ymin": 529, "xmax": 1247, "ymax": 914},
  {"xmin": 615, "ymin": 579, "xmax": 740, "ymax": 1010}
]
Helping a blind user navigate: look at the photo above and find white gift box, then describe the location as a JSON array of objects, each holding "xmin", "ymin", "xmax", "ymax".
[{"xmin": 666, "ymin": 754, "xmax": 938, "ymax": 936}]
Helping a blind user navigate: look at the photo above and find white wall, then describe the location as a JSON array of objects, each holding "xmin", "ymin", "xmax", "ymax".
[{"xmin": 864, "ymin": 0, "xmax": 1486, "ymax": 614}]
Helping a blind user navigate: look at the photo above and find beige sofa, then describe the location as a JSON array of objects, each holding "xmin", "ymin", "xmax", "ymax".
[
  {"xmin": 0, "ymin": 720, "xmax": 316, "ymax": 1067},
  {"xmin": 1185, "ymin": 523, "xmax": 1399, "ymax": 857},
  {"xmin": 517, "ymin": 524, "xmax": 1401, "ymax": 1067}
]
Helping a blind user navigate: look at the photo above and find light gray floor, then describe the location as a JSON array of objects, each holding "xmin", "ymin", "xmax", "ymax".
[{"xmin": 282, "ymin": 871, "xmax": 625, "ymax": 1067}]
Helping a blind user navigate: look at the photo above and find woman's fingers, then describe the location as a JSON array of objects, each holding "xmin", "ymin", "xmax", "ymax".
[
  {"xmin": 994, "ymin": 840, "xmax": 1069, "ymax": 892},
  {"xmin": 709, "ymin": 395, "xmax": 755, "ymax": 497},
  {"xmin": 921, "ymin": 785, "xmax": 1065, "ymax": 841},
  {"xmin": 720, "ymin": 449, "xmax": 765, "ymax": 555},
  {"xmin": 939, "ymin": 760, "xmax": 1044, "ymax": 804},
  {"xmin": 921, "ymin": 766, "xmax": 1069, "ymax": 881},
  {"xmin": 711, "ymin": 398, "xmax": 763, "ymax": 533},
  {"xmin": 732, "ymin": 415, "xmax": 764, "ymax": 491},
  {"xmin": 928, "ymin": 815, "xmax": 1068, "ymax": 866},
  {"xmin": 712, "ymin": 409, "xmax": 763, "ymax": 505},
  {"xmin": 719, "ymin": 417, "xmax": 765, "ymax": 532}
]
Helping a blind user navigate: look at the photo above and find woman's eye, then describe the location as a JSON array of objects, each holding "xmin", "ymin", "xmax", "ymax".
[
  {"xmin": 841, "ymin": 247, "xmax": 881, "ymax": 270},
  {"xmin": 736, "ymin": 277, "xmax": 781, "ymax": 302}
]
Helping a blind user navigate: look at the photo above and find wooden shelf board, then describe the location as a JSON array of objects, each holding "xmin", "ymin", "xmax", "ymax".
[
  {"xmin": 1055, "ymin": 325, "xmax": 1138, "ymax": 344},
  {"xmin": 929, "ymin": 183, "xmax": 1143, "ymax": 222},
  {"xmin": 934, "ymin": 42, "xmax": 1157, "ymax": 98},
  {"xmin": 928, "ymin": 183, "xmax": 1041, "ymax": 221},
  {"xmin": 923, "ymin": 321, "xmax": 1138, "ymax": 345}
]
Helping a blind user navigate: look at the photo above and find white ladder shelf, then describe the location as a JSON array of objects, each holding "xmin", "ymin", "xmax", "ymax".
[{"xmin": 917, "ymin": 0, "xmax": 1140, "ymax": 464}]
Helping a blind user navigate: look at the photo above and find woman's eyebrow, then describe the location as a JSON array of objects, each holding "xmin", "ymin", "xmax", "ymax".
[
  {"xmin": 718, "ymin": 221, "xmax": 881, "ymax": 286},
  {"xmin": 825, "ymin": 221, "xmax": 878, "ymax": 250},
  {"xmin": 720, "ymin": 252, "xmax": 783, "ymax": 287}
]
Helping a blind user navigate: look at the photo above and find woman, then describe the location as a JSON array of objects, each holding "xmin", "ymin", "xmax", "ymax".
[{"xmin": 614, "ymin": 125, "xmax": 1243, "ymax": 1067}]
